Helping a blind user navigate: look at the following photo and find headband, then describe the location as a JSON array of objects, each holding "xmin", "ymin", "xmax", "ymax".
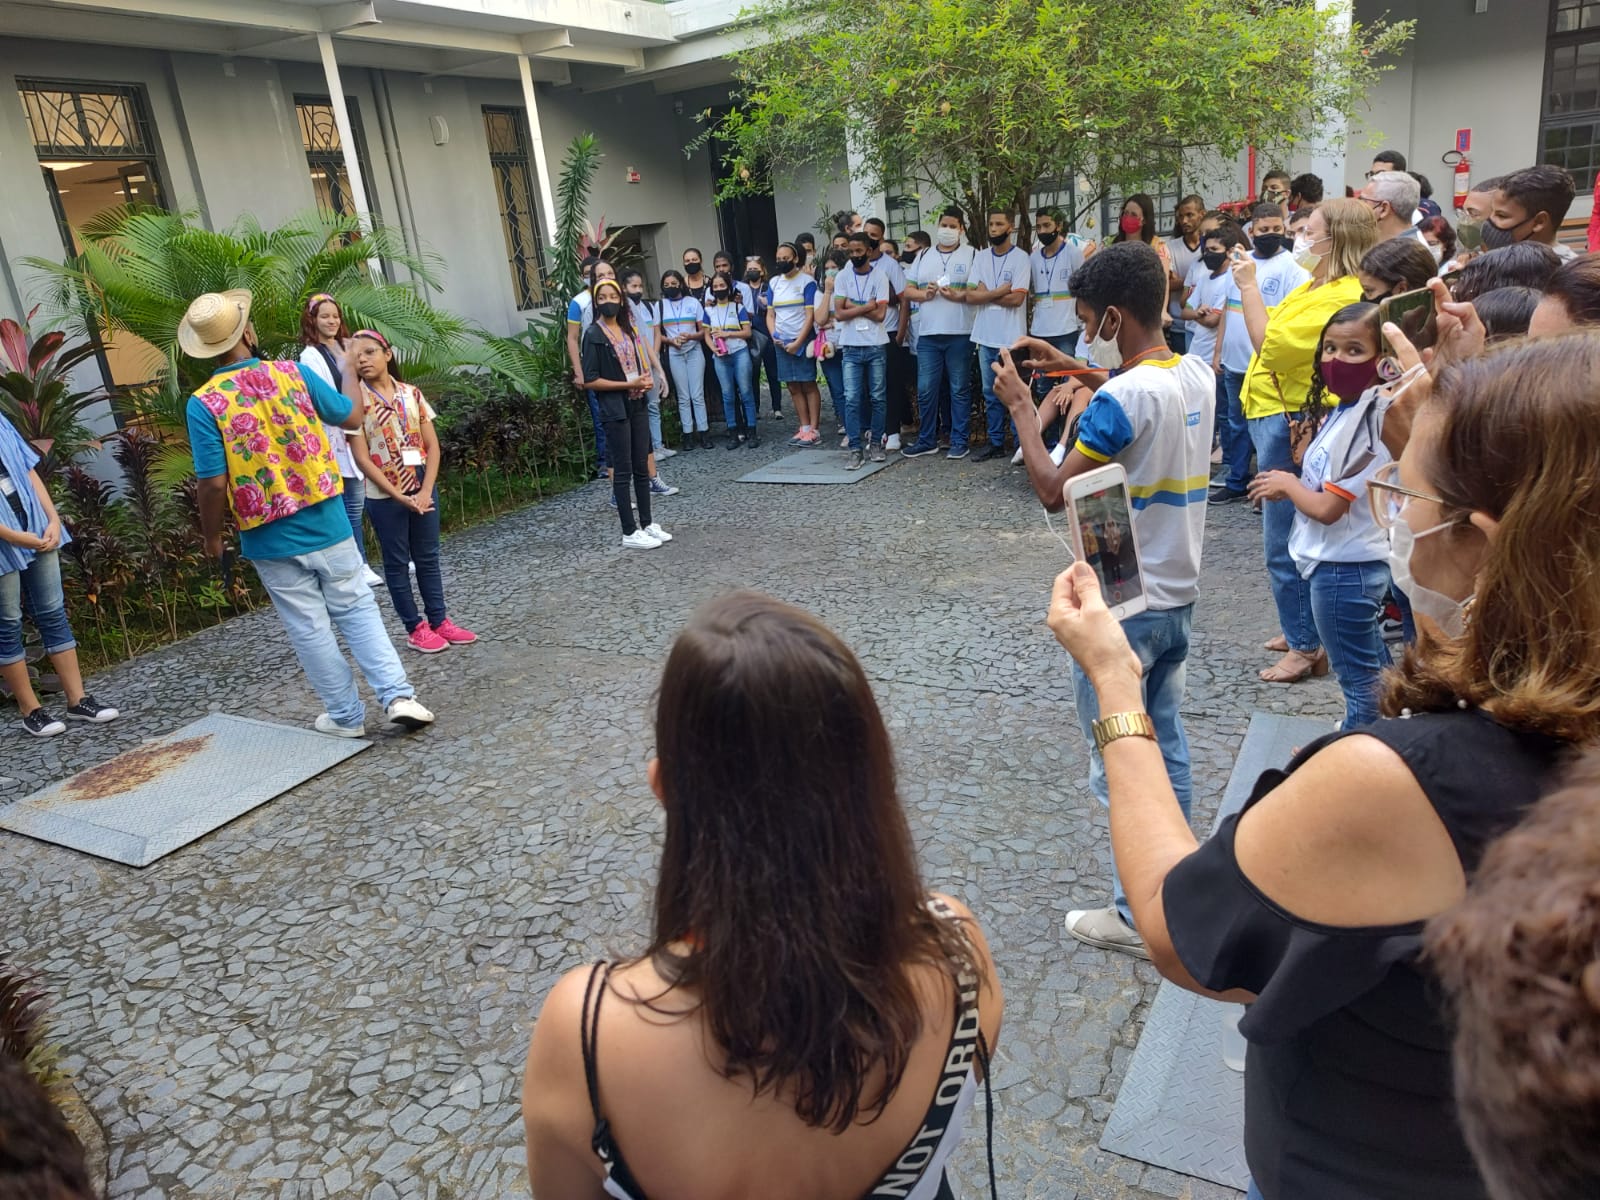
[
  {"xmin": 351, "ymin": 328, "xmax": 391, "ymax": 351},
  {"xmin": 306, "ymin": 292, "xmax": 336, "ymax": 314},
  {"xmin": 593, "ymin": 280, "xmax": 624, "ymax": 301}
]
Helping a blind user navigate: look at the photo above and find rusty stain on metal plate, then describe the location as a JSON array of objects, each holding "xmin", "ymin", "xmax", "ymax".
[{"xmin": 57, "ymin": 735, "xmax": 212, "ymax": 804}]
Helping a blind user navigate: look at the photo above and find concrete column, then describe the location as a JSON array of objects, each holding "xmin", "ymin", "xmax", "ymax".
[
  {"xmin": 316, "ymin": 32, "xmax": 382, "ymax": 274},
  {"xmin": 516, "ymin": 54, "xmax": 559, "ymax": 242}
]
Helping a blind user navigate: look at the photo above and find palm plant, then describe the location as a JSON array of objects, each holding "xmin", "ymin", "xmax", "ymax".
[
  {"xmin": 548, "ymin": 133, "xmax": 602, "ymax": 307},
  {"xmin": 0, "ymin": 958, "xmax": 63, "ymax": 1090},
  {"xmin": 0, "ymin": 306, "xmax": 105, "ymax": 481}
]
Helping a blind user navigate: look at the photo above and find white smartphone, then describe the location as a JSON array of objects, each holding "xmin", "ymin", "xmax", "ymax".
[{"xmin": 1064, "ymin": 462, "xmax": 1149, "ymax": 621}]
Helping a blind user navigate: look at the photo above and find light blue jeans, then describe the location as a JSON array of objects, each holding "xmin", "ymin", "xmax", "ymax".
[
  {"xmin": 1247, "ymin": 414, "xmax": 1318, "ymax": 654},
  {"xmin": 712, "ymin": 349, "xmax": 758, "ymax": 431},
  {"xmin": 841, "ymin": 345, "xmax": 887, "ymax": 450},
  {"xmin": 646, "ymin": 382, "xmax": 664, "ymax": 451},
  {"xmin": 252, "ymin": 537, "xmax": 414, "ymax": 728},
  {"xmin": 0, "ymin": 550, "xmax": 75, "ymax": 666},
  {"xmin": 1246, "ymin": 1183, "xmax": 1264, "ymax": 1200},
  {"xmin": 1072, "ymin": 603, "xmax": 1195, "ymax": 926},
  {"xmin": 1308, "ymin": 560, "xmax": 1392, "ymax": 730},
  {"xmin": 668, "ymin": 346, "xmax": 708, "ymax": 433},
  {"xmin": 977, "ymin": 344, "xmax": 1016, "ymax": 451},
  {"xmin": 914, "ymin": 334, "xmax": 973, "ymax": 452}
]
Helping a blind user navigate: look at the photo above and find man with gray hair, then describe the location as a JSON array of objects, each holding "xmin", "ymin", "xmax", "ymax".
[{"xmin": 1357, "ymin": 170, "xmax": 1425, "ymax": 244}]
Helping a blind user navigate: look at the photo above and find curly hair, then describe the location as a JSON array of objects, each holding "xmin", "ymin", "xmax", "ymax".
[
  {"xmin": 0, "ymin": 1058, "xmax": 93, "ymax": 1199},
  {"xmin": 1426, "ymin": 743, "xmax": 1600, "ymax": 1200}
]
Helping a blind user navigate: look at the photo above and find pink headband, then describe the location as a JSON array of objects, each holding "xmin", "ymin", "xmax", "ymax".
[
  {"xmin": 351, "ymin": 328, "xmax": 391, "ymax": 351},
  {"xmin": 306, "ymin": 293, "xmax": 336, "ymax": 314}
]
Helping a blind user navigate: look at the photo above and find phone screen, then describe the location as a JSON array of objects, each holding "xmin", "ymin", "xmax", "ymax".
[
  {"xmin": 1379, "ymin": 285, "xmax": 1438, "ymax": 355},
  {"xmin": 1073, "ymin": 482, "xmax": 1145, "ymax": 611}
]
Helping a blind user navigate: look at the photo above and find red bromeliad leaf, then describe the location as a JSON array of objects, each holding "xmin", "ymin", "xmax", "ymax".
[
  {"xmin": 0, "ymin": 319, "xmax": 26, "ymax": 374},
  {"xmin": 28, "ymin": 331, "xmax": 66, "ymax": 375}
]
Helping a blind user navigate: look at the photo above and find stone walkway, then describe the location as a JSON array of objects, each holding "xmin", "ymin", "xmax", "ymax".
[{"xmin": 3, "ymin": 418, "xmax": 1344, "ymax": 1200}]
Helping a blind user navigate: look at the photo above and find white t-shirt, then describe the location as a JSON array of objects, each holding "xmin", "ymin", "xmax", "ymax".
[
  {"xmin": 872, "ymin": 255, "xmax": 907, "ymax": 334},
  {"xmin": 656, "ymin": 295, "xmax": 707, "ymax": 357},
  {"xmin": 1288, "ymin": 401, "xmax": 1391, "ymax": 576},
  {"xmin": 909, "ymin": 245, "xmax": 978, "ymax": 337},
  {"xmin": 1029, "ymin": 241, "xmax": 1085, "ymax": 337},
  {"xmin": 704, "ymin": 300, "xmax": 752, "ymax": 355},
  {"xmin": 1183, "ymin": 263, "xmax": 1232, "ymax": 367},
  {"xmin": 1220, "ymin": 252, "xmax": 1310, "ymax": 373},
  {"xmin": 833, "ymin": 266, "xmax": 891, "ymax": 348},
  {"xmin": 968, "ymin": 245, "xmax": 1031, "ymax": 348},
  {"xmin": 765, "ymin": 271, "xmax": 818, "ymax": 344},
  {"xmin": 1167, "ymin": 236, "xmax": 1202, "ymax": 331},
  {"xmin": 1070, "ymin": 354, "xmax": 1216, "ymax": 609},
  {"xmin": 297, "ymin": 345, "xmax": 359, "ymax": 479}
]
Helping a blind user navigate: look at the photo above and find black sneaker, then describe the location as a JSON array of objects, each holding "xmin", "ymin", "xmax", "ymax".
[
  {"xmin": 970, "ymin": 442, "xmax": 1004, "ymax": 462},
  {"xmin": 901, "ymin": 442, "xmax": 939, "ymax": 458},
  {"xmin": 21, "ymin": 707, "xmax": 66, "ymax": 737},
  {"xmin": 749, "ymin": 432, "xmax": 762, "ymax": 449},
  {"xmin": 66, "ymin": 693, "xmax": 120, "ymax": 723},
  {"xmin": 1208, "ymin": 486, "xmax": 1248, "ymax": 504},
  {"xmin": 946, "ymin": 446, "xmax": 970, "ymax": 460}
]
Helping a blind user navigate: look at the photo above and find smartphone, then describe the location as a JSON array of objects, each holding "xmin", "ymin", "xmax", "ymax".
[
  {"xmin": 1063, "ymin": 463, "xmax": 1149, "ymax": 621},
  {"xmin": 1379, "ymin": 285, "xmax": 1438, "ymax": 356}
]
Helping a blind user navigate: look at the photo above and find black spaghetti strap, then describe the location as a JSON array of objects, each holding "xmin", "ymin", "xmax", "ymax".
[
  {"xmin": 977, "ymin": 1028, "xmax": 997, "ymax": 1200},
  {"xmin": 579, "ymin": 962, "xmax": 610, "ymax": 1124}
]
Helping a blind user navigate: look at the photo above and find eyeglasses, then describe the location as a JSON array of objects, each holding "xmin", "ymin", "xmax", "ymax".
[{"xmin": 1367, "ymin": 462, "xmax": 1450, "ymax": 528}]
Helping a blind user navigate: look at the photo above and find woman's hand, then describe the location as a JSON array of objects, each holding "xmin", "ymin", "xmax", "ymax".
[
  {"xmin": 39, "ymin": 518, "xmax": 61, "ymax": 552},
  {"xmin": 1048, "ymin": 562, "xmax": 1142, "ymax": 688},
  {"xmin": 1425, "ymin": 277, "xmax": 1486, "ymax": 371},
  {"xmin": 637, "ymin": 372, "xmax": 654, "ymax": 393},
  {"xmin": 408, "ymin": 490, "xmax": 433, "ymax": 515},
  {"xmin": 1228, "ymin": 247, "xmax": 1257, "ymax": 291},
  {"xmin": 1247, "ymin": 469, "xmax": 1297, "ymax": 504}
]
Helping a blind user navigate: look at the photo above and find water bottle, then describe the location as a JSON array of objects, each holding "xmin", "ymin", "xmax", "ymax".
[{"xmin": 1220, "ymin": 1004, "xmax": 1247, "ymax": 1073}]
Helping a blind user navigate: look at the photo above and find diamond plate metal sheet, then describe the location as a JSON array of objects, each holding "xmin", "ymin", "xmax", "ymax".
[
  {"xmin": 0, "ymin": 713, "xmax": 367, "ymax": 867},
  {"xmin": 738, "ymin": 447, "xmax": 902, "ymax": 485},
  {"xmin": 1099, "ymin": 712, "xmax": 1335, "ymax": 1189}
]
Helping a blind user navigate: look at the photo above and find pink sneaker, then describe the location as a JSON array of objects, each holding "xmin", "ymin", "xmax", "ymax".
[
  {"xmin": 433, "ymin": 617, "xmax": 477, "ymax": 645},
  {"xmin": 407, "ymin": 624, "xmax": 449, "ymax": 653}
]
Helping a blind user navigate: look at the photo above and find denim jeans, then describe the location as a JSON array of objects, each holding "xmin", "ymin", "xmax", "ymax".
[
  {"xmin": 1165, "ymin": 327, "xmax": 1191, "ymax": 355},
  {"xmin": 584, "ymin": 389, "xmax": 608, "ymax": 471},
  {"xmin": 914, "ymin": 333, "xmax": 973, "ymax": 452},
  {"xmin": 1246, "ymin": 1183, "xmax": 1264, "ymax": 1200},
  {"xmin": 1071, "ymin": 603, "xmax": 1195, "ymax": 926},
  {"xmin": 1248, "ymin": 414, "xmax": 1318, "ymax": 653},
  {"xmin": 841, "ymin": 345, "xmax": 887, "ymax": 449},
  {"xmin": 1308, "ymin": 560, "xmax": 1392, "ymax": 730},
  {"xmin": 712, "ymin": 350, "xmax": 758, "ymax": 431},
  {"xmin": 976, "ymin": 345, "xmax": 1016, "ymax": 450},
  {"xmin": 1220, "ymin": 370, "xmax": 1252, "ymax": 492},
  {"xmin": 365, "ymin": 486, "xmax": 446, "ymax": 634},
  {"xmin": 1041, "ymin": 332, "xmax": 1081, "ymax": 357},
  {"xmin": 759, "ymin": 333, "xmax": 783, "ymax": 411},
  {"xmin": 820, "ymin": 351, "xmax": 845, "ymax": 424},
  {"xmin": 645, "ymin": 383, "xmax": 664, "ymax": 451},
  {"xmin": 668, "ymin": 347, "xmax": 708, "ymax": 433},
  {"xmin": 252, "ymin": 537, "xmax": 414, "ymax": 728},
  {"xmin": 0, "ymin": 550, "xmax": 74, "ymax": 666},
  {"xmin": 341, "ymin": 475, "xmax": 370, "ymax": 565}
]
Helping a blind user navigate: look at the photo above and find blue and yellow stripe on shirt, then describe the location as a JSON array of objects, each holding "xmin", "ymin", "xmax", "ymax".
[{"xmin": 1128, "ymin": 474, "xmax": 1210, "ymax": 509}]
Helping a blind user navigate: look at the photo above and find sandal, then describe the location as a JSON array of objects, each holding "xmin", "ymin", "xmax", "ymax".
[
  {"xmin": 1259, "ymin": 649, "xmax": 1329, "ymax": 684},
  {"xmin": 1262, "ymin": 635, "xmax": 1289, "ymax": 653}
]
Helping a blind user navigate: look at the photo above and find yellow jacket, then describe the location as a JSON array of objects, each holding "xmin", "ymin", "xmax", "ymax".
[{"xmin": 1241, "ymin": 275, "xmax": 1365, "ymax": 419}]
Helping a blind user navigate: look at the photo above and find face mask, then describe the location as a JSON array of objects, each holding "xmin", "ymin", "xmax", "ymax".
[
  {"xmin": 1426, "ymin": 241, "xmax": 1445, "ymax": 266},
  {"xmin": 1264, "ymin": 189, "xmax": 1288, "ymax": 205},
  {"xmin": 1321, "ymin": 357, "xmax": 1378, "ymax": 403},
  {"xmin": 1119, "ymin": 214, "xmax": 1143, "ymax": 236},
  {"xmin": 662, "ymin": 286, "xmax": 683, "ymax": 301},
  {"xmin": 866, "ymin": 236, "xmax": 881, "ymax": 250},
  {"xmin": 1037, "ymin": 229, "xmax": 1060, "ymax": 246},
  {"xmin": 988, "ymin": 232, "xmax": 1010, "ymax": 247},
  {"xmin": 1253, "ymin": 233, "xmax": 1287, "ymax": 258},
  {"xmin": 936, "ymin": 227, "xmax": 961, "ymax": 248},
  {"xmin": 1201, "ymin": 250, "xmax": 1227, "ymax": 271},
  {"xmin": 684, "ymin": 261, "xmax": 702, "ymax": 273},
  {"xmin": 900, "ymin": 250, "xmax": 917, "ymax": 264},
  {"xmin": 1456, "ymin": 218, "xmax": 1483, "ymax": 251},
  {"xmin": 627, "ymin": 291, "xmax": 644, "ymax": 303},
  {"xmin": 849, "ymin": 254, "xmax": 870, "ymax": 269},
  {"xmin": 1085, "ymin": 310, "xmax": 1123, "ymax": 370},
  {"xmin": 1387, "ymin": 517, "xmax": 1472, "ymax": 638},
  {"xmin": 745, "ymin": 269, "xmax": 762, "ymax": 282},
  {"xmin": 776, "ymin": 260, "xmax": 795, "ymax": 275},
  {"xmin": 712, "ymin": 291, "xmax": 730, "ymax": 302},
  {"xmin": 1293, "ymin": 234, "xmax": 1323, "ymax": 272},
  {"xmin": 596, "ymin": 301, "xmax": 621, "ymax": 318},
  {"xmin": 1480, "ymin": 217, "xmax": 1523, "ymax": 251}
]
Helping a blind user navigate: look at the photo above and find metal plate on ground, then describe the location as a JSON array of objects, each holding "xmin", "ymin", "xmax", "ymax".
[
  {"xmin": 1099, "ymin": 712, "xmax": 1334, "ymax": 1190},
  {"xmin": 0, "ymin": 713, "xmax": 368, "ymax": 867},
  {"xmin": 738, "ymin": 447, "xmax": 902, "ymax": 484}
]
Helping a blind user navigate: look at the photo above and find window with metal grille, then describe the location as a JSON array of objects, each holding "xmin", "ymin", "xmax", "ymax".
[
  {"xmin": 483, "ymin": 106, "xmax": 547, "ymax": 310},
  {"xmin": 1543, "ymin": 1, "xmax": 1600, "ymax": 193},
  {"xmin": 883, "ymin": 191, "xmax": 922, "ymax": 242},
  {"xmin": 295, "ymin": 96, "xmax": 378, "ymax": 219}
]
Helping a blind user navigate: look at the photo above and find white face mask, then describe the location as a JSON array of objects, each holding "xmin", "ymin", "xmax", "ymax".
[
  {"xmin": 1387, "ymin": 515, "xmax": 1472, "ymax": 637},
  {"xmin": 1292, "ymin": 233, "xmax": 1323, "ymax": 273},
  {"xmin": 1085, "ymin": 310, "xmax": 1124, "ymax": 370},
  {"xmin": 935, "ymin": 226, "xmax": 962, "ymax": 248},
  {"xmin": 1426, "ymin": 241, "xmax": 1445, "ymax": 266}
]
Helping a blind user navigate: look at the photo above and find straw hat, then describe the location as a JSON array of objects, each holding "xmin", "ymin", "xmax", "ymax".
[{"xmin": 177, "ymin": 289, "xmax": 253, "ymax": 358}]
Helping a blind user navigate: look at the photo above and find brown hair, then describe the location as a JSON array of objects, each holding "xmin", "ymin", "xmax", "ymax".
[
  {"xmin": 0, "ymin": 1058, "xmax": 94, "ymax": 1199},
  {"xmin": 1384, "ymin": 333, "xmax": 1600, "ymax": 742},
  {"xmin": 1359, "ymin": 235, "xmax": 1437, "ymax": 295},
  {"xmin": 645, "ymin": 591, "xmax": 981, "ymax": 1132},
  {"xmin": 1425, "ymin": 744, "xmax": 1600, "ymax": 1200},
  {"xmin": 1319, "ymin": 197, "xmax": 1382, "ymax": 282},
  {"xmin": 299, "ymin": 295, "xmax": 349, "ymax": 348},
  {"xmin": 1542, "ymin": 253, "xmax": 1600, "ymax": 326}
]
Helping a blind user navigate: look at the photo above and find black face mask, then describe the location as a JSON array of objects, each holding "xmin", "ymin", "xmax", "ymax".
[
  {"xmin": 1037, "ymin": 229, "xmax": 1060, "ymax": 246},
  {"xmin": 1202, "ymin": 250, "xmax": 1227, "ymax": 271},
  {"xmin": 849, "ymin": 255, "xmax": 870, "ymax": 270},
  {"xmin": 900, "ymin": 250, "xmax": 917, "ymax": 264},
  {"xmin": 596, "ymin": 301, "xmax": 621, "ymax": 318},
  {"xmin": 662, "ymin": 286, "xmax": 683, "ymax": 300},
  {"xmin": 1480, "ymin": 217, "xmax": 1524, "ymax": 251},
  {"xmin": 745, "ymin": 269, "xmax": 762, "ymax": 282},
  {"xmin": 1253, "ymin": 234, "xmax": 1287, "ymax": 257},
  {"xmin": 712, "ymin": 291, "xmax": 730, "ymax": 302},
  {"xmin": 684, "ymin": 261, "xmax": 702, "ymax": 274},
  {"xmin": 776, "ymin": 260, "xmax": 796, "ymax": 274},
  {"xmin": 988, "ymin": 232, "xmax": 1010, "ymax": 247},
  {"xmin": 866, "ymin": 236, "xmax": 881, "ymax": 250},
  {"xmin": 627, "ymin": 291, "xmax": 644, "ymax": 303}
]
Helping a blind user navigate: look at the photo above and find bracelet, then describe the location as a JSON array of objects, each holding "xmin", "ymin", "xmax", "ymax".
[{"xmin": 1090, "ymin": 710, "xmax": 1156, "ymax": 751}]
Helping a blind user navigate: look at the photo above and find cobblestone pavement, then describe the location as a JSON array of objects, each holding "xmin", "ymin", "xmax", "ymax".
[{"xmin": 3, "ymin": 412, "xmax": 1344, "ymax": 1200}]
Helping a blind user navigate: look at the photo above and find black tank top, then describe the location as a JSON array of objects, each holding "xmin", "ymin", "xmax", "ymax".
[{"xmin": 1163, "ymin": 709, "xmax": 1565, "ymax": 1199}]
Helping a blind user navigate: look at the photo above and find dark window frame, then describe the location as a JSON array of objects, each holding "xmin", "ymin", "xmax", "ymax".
[
  {"xmin": 482, "ymin": 105, "xmax": 547, "ymax": 311},
  {"xmin": 294, "ymin": 94, "xmax": 379, "ymax": 220},
  {"xmin": 1540, "ymin": 0, "xmax": 1600, "ymax": 196}
]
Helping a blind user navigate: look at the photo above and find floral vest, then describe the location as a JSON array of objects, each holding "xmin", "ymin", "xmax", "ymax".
[{"xmin": 193, "ymin": 359, "xmax": 343, "ymax": 531}]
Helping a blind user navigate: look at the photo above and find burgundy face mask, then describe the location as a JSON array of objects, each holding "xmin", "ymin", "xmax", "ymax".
[{"xmin": 1321, "ymin": 357, "xmax": 1379, "ymax": 403}]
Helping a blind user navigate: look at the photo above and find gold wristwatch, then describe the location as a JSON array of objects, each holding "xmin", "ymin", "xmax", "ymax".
[{"xmin": 1091, "ymin": 711, "xmax": 1156, "ymax": 751}]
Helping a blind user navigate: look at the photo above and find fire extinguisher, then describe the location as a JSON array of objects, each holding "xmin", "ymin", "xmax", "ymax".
[{"xmin": 1452, "ymin": 154, "xmax": 1471, "ymax": 210}]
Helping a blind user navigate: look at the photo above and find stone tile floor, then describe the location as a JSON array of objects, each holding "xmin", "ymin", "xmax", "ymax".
[{"xmin": 2, "ymin": 416, "xmax": 1344, "ymax": 1199}]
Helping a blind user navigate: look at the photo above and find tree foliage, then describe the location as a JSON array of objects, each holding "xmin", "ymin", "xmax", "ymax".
[{"xmin": 704, "ymin": 0, "xmax": 1412, "ymax": 242}]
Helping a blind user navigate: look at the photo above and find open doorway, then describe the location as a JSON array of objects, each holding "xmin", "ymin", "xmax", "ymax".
[{"xmin": 704, "ymin": 105, "xmax": 780, "ymax": 264}]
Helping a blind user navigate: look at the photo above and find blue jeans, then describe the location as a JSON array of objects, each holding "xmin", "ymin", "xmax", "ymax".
[
  {"xmin": 252, "ymin": 537, "xmax": 414, "ymax": 728},
  {"xmin": 646, "ymin": 383, "xmax": 664, "ymax": 451},
  {"xmin": 820, "ymin": 351, "xmax": 845, "ymax": 423},
  {"xmin": 1040, "ymin": 332, "xmax": 1080, "ymax": 357},
  {"xmin": 977, "ymin": 345, "xmax": 1015, "ymax": 450},
  {"xmin": 668, "ymin": 347, "xmax": 708, "ymax": 433},
  {"xmin": 584, "ymin": 389, "xmax": 608, "ymax": 472},
  {"xmin": 341, "ymin": 475, "xmax": 370, "ymax": 565},
  {"xmin": 841, "ymin": 345, "xmax": 887, "ymax": 449},
  {"xmin": 365, "ymin": 486, "xmax": 447, "ymax": 634},
  {"xmin": 0, "ymin": 550, "xmax": 75, "ymax": 666},
  {"xmin": 1247, "ymin": 1183, "xmax": 1264, "ymax": 1200},
  {"xmin": 1220, "ymin": 370, "xmax": 1252, "ymax": 492},
  {"xmin": 1308, "ymin": 560, "xmax": 1392, "ymax": 730},
  {"xmin": 1072, "ymin": 604, "xmax": 1195, "ymax": 926},
  {"xmin": 1248, "ymin": 415, "xmax": 1318, "ymax": 654},
  {"xmin": 914, "ymin": 333, "xmax": 973, "ymax": 452},
  {"xmin": 712, "ymin": 350, "xmax": 758, "ymax": 431}
]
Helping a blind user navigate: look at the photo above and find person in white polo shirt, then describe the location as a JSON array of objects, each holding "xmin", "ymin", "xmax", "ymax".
[
  {"xmin": 901, "ymin": 207, "xmax": 979, "ymax": 460},
  {"xmin": 834, "ymin": 232, "xmax": 892, "ymax": 469},
  {"xmin": 997, "ymin": 241, "xmax": 1215, "ymax": 960},
  {"xmin": 968, "ymin": 209, "xmax": 1031, "ymax": 462},
  {"xmin": 1028, "ymin": 206, "xmax": 1086, "ymax": 357}
]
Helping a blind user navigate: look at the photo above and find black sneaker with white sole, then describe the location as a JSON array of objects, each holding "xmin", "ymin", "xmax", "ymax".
[
  {"xmin": 66, "ymin": 693, "xmax": 119, "ymax": 723},
  {"xmin": 21, "ymin": 707, "xmax": 66, "ymax": 737}
]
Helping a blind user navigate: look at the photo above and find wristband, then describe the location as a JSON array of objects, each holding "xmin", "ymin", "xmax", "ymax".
[{"xmin": 1091, "ymin": 710, "xmax": 1156, "ymax": 751}]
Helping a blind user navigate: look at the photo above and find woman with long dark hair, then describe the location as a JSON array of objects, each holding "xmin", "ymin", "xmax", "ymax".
[
  {"xmin": 523, "ymin": 591, "xmax": 1003, "ymax": 1198},
  {"xmin": 1113, "ymin": 193, "xmax": 1173, "ymax": 333}
]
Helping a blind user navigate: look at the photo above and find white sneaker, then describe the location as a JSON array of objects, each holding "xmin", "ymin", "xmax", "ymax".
[
  {"xmin": 1064, "ymin": 906, "xmax": 1150, "ymax": 960},
  {"xmin": 407, "ymin": 561, "xmax": 416, "ymax": 574},
  {"xmin": 644, "ymin": 523, "xmax": 673, "ymax": 543},
  {"xmin": 1011, "ymin": 446, "xmax": 1025, "ymax": 466},
  {"xmin": 314, "ymin": 713, "xmax": 365, "ymax": 739},
  {"xmin": 361, "ymin": 566, "xmax": 382, "ymax": 587},
  {"xmin": 885, "ymin": 433, "xmax": 901, "ymax": 452},
  {"xmin": 384, "ymin": 697, "xmax": 435, "ymax": 730},
  {"xmin": 655, "ymin": 445, "xmax": 677, "ymax": 460},
  {"xmin": 622, "ymin": 529, "xmax": 662, "ymax": 549}
]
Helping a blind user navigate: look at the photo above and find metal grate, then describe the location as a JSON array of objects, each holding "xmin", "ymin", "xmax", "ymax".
[
  {"xmin": 483, "ymin": 106, "xmax": 547, "ymax": 310},
  {"xmin": 295, "ymin": 96, "xmax": 377, "ymax": 219},
  {"xmin": 18, "ymin": 78, "xmax": 157, "ymax": 158}
]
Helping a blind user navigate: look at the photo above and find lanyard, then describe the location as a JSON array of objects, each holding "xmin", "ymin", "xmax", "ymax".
[
  {"xmin": 1036, "ymin": 246, "xmax": 1065, "ymax": 295},
  {"xmin": 600, "ymin": 322, "xmax": 642, "ymax": 370},
  {"xmin": 988, "ymin": 247, "xmax": 1012, "ymax": 288},
  {"xmin": 847, "ymin": 268, "xmax": 873, "ymax": 306},
  {"xmin": 711, "ymin": 301, "xmax": 740, "ymax": 330},
  {"xmin": 364, "ymin": 378, "xmax": 407, "ymax": 428}
]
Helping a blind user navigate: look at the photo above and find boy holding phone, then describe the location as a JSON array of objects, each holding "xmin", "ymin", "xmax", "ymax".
[{"xmin": 994, "ymin": 240, "xmax": 1215, "ymax": 960}]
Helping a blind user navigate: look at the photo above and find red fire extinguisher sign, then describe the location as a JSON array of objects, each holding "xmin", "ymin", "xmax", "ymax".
[{"xmin": 1451, "ymin": 129, "xmax": 1472, "ymax": 209}]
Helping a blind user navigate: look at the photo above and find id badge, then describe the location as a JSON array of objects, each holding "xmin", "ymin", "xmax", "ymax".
[
  {"xmin": 853, "ymin": 318, "xmax": 871, "ymax": 332},
  {"xmin": 624, "ymin": 371, "xmax": 641, "ymax": 384},
  {"xmin": 401, "ymin": 448, "xmax": 424, "ymax": 466},
  {"xmin": 936, "ymin": 275, "xmax": 951, "ymax": 289},
  {"xmin": 1037, "ymin": 297, "xmax": 1054, "ymax": 311}
]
